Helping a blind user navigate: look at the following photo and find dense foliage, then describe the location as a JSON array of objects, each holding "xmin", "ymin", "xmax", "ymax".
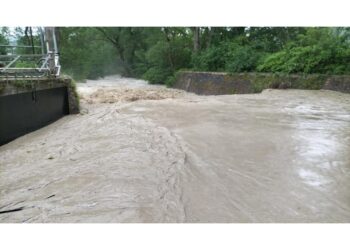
[
  {"xmin": 257, "ymin": 28, "xmax": 350, "ymax": 74},
  {"xmin": 59, "ymin": 28, "xmax": 120, "ymax": 80},
  {"xmin": 2, "ymin": 27, "xmax": 349, "ymax": 82},
  {"xmin": 0, "ymin": 28, "xmax": 9, "ymax": 55}
]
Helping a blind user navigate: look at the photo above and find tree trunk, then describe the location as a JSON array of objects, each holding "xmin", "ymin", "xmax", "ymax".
[
  {"xmin": 192, "ymin": 27, "xmax": 200, "ymax": 53},
  {"xmin": 205, "ymin": 27, "xmax": 213, "ymax": 48},
  {"xmin": 162, "ymin": 28, "xmax": 175, "ymax": 71}
]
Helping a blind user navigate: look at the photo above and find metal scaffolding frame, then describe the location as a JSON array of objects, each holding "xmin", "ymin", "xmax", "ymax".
[{"xmin": 0, "ymin": 27, "xmax": 61, "ymax": 79}]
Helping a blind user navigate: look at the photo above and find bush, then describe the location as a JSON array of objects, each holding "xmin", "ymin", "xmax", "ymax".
[
  {"xmin": 192, "ymin": 40, "xmax": 267, "ymax": 73},
  {"xmin": 257, "ymin": 29, "xmax": 350, "ymax": 74},
  {"xmin": 141, "ymin": 39, "xmax": 192, "ymax": 84},
  {"xmin": 258, "ymin": 44, "xmax": 350, "ymax": 74},
  {"xmin": 225, "ymin": 43, "xmax": 266, "ymax": 72},
  {"xmin": 192, "ymin": 45, "xmax": 227, "ymax": 71},
  {"xmin": 142, "ymin": 67, "xmax": 173, "ymax": 84},
  {"xmin": 0, "ymin": 34, "xmax": 8, "ymax": 55},
  {"xmin": 15, "ymin": 61, "xmax": 37, "ymax": 68},
  {"xmin": 165, "ymin": 75, "xmax": 176, "ymax": 87}
]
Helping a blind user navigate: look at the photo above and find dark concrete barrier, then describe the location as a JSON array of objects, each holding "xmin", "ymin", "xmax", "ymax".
[
  {"xmin": 172, "ymin": 71, "xmax": 350, "ymax": 95},
  {"xmin": 0, "ymin": 77, "xmax": 79, "ymax": 146}
]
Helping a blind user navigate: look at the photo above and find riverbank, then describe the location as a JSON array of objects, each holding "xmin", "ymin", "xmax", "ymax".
[{"xmin": 172, "ymin": 71, "xmax": 350, "ymax": 95}]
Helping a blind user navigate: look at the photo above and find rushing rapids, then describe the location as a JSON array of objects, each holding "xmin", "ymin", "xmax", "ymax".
[{"xmin": 1, "ymin": 75, "xmax": 350, "ymax": 222}]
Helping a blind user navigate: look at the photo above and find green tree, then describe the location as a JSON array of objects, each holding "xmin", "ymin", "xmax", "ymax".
[
  {"xmin": 55, "ymin": 27, "xmax": 350, "ymax": 82},
  {"xmin": 257, "ymin": 28, "xmax": 350, "ymax": 74},
  {"xmin": 59, "ymin": 27, "xmax": 119, "ymax": 80},
  {"xmin": 142, "ymin": 28, "xmax": 192, "ymax": 84},
  {"xmin": 96, "ymin": 27, "xmax": 147, "ymax": 76},
  {"xmin": 0, "ymin": 28, "xmax": 9, "ymax": 55}
]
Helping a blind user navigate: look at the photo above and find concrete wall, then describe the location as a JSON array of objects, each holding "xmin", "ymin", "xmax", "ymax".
[
  {"xmin": 0, "ymin": 77, "xmax": 79, "ymax": 145},
  {"xmin": 173, "ymin": 71, "xmax": 350, "ymax": 95},
  {"xmin": 0, "ymin": 77, "xmax": 79, "ymax": 113}
]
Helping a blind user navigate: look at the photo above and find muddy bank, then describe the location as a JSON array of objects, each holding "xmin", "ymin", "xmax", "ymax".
[{"xmin": 1, "ymin": 75, "xmax": 350, "ymax": 222}]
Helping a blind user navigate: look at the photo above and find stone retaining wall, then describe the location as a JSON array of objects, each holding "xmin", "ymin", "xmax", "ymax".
[{"xmin": 172, "ymin": 71, "xmax": 350, "ymax": 95}]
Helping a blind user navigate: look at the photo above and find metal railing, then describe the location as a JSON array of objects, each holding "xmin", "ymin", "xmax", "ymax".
[{"xmin": 0, "ymin": 27, "xmax": 60, "ymax": 79}]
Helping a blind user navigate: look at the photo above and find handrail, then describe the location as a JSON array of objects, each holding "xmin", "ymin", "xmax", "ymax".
[
  {"xmin": 0, "ymin": 54, "xmax": 45, "ymax": 58},
  {"xmin": 0, "ymin": 45, "xmax": 42, "ymax": 48},
  {"xmin": 1, "ymin": 55, "xmax": 21, "ymax": 71}
]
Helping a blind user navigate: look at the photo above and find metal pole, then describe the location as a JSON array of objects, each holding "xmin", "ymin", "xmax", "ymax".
[
  {"xmin": 39, "ymin": 27, "xmax": 45, "ymax": 54},
  {"xmin": 29, "ymin": 27, "xmax": 35, "ymax": 54},
  {"xmin": 52, "ymin": 28, "xmax": 58, "ymax": 53},
  {"xmin": 44, "ymin": 27, "xmax": 55, "ymax": 74}
]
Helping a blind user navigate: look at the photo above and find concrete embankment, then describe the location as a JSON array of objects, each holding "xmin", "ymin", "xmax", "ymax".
[
  {"xmin": 172, "ymin": 71, "xmax": 350, "ymax": 95},
  {"xmin": 0, "ymin": 77, "xmax": 79, "ymax": 145}
]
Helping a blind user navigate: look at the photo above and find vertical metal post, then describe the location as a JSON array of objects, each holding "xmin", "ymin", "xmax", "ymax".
[
  {"xmin": 44, "ymin": 27, "xmax": 55, "ymax": 74},
  {"xmin": 39, "ymin": 27, "xmax": 45, "ymax": 54},
  {"xmin": 52, "ymin": 28, "xmax": 58, "ymax": 53},
  {"xmin": 29, "ymin": 27, "xmax": 35, "ymax": 54}
]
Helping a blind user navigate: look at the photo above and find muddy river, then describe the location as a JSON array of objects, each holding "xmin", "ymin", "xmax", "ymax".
[{"xmin": 1, "ymin": 75, "xmax": 350, "ymax": 222}]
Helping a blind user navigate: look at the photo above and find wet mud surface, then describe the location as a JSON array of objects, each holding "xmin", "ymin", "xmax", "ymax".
[{"xmin": 1, "ymin": 75, "xmax": 350, "ymax": 222}]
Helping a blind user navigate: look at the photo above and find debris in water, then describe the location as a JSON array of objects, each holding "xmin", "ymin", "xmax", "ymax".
[{"xmin": 0, "ymin": 207, "xmax": 24, "ymax": 214}]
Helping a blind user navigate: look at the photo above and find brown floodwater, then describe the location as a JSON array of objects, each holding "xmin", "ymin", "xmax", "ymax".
[{"xmin": 1, "ymin": 75, "xmax": 350, "ymax": 222}]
